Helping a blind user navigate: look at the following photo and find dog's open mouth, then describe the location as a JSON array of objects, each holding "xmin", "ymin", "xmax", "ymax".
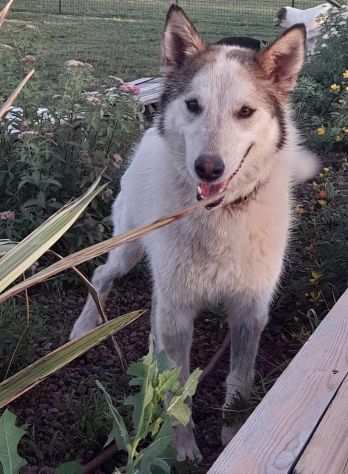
[
  {"xmin": 196, "ymin": 143, "xmax": 254, "ymax": 210},
  {"xmin": 196, "ymin": 181, "xmax": 228, "ymax": 209}
]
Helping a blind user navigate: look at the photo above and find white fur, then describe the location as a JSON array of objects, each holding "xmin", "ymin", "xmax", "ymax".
[{"xmin": 70, "ymin": 30, "xmax": 319, "ymax": 462}]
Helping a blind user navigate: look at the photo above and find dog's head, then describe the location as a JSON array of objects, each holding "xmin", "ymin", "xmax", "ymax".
[{"xmin": 158, "ymin": 6, "xmax": 306, "ymax": 206}]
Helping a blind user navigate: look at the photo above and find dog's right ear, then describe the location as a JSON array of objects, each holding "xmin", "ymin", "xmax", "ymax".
[{"xmin": 162, "ymin": 5, "xmax": 205, "ymax": 72}]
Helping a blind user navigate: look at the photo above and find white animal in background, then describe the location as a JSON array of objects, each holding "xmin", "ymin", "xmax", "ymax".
[
  {"xmin": 275, "ymin": 2, "xmax": 347, "ymax": 53},
  {"xmin": 70, "ymin": 5, "xmax": 319, "ymax": 462}
]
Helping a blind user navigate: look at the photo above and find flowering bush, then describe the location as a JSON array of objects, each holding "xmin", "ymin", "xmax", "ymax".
[
  {"xmin": 294, "ymin": 5, "xmax": 348, "ymax": 152},
  {"xmin": 0, "ymin": 65, "xmax": 143, "ymax": 264}
]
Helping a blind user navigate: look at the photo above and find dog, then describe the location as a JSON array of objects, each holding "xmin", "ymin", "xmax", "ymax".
[{"xmin": 70, "ymin": 5, "xmax": 319, "ymax": 462}]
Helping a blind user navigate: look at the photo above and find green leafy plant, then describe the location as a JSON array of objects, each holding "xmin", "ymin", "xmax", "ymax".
[
  {"xmin": 0, "ymin": 63, "xmax": 142, "ymax": 261},
  {"xmin": 97, "ymin": 341, "xmax": 202, "ymax": 474},
  {"xmin": 294, "ymin": 5, "xmax": 348, "ymax": 151},
  {"xmin": 0, "ymin": 409, "xmax": 27, "ymax": 474}
]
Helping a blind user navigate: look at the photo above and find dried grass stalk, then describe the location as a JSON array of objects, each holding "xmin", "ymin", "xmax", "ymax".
[
  {"xmin": 0, "ymin": 0, "xmax": 15, "ymax": 28},
  {"xmin": 0, "ymin": 69, "xmax": 35, "ymax": 120},
  {"xmin": 0, "ymin": 195, "xmax": 225, "ymax": 303}
]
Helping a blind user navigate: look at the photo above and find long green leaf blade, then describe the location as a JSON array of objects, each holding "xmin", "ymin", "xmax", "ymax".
[
  {"xmin": 97, "ymin": 381, "xmax": 130, "ymax": 453},
  {"xmin": 0, "ymin": 241, "xmax": 16, "ymax": 257},
  {"xmin": 0, "ymin": 177, "xmax": 106, "ymax": 293},
  {"xmin": 0, "ymin": 192, "xmax": 225, "ymax": 304},
  {"xmin": 0, "ymin": 311, "xmax": 143, "ymax": 409}
]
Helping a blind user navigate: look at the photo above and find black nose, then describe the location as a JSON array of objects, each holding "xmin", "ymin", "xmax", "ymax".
[{"xmin": 194, "ymin": 154, "xmax": 225, "ymax": 182}]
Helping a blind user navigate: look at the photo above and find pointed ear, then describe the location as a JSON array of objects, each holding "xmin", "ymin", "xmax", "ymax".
[
  {"xmin": 256, "ymin": 24, "xmax": 306, "ymax": 96},
  {"xmin": 162, "ymin": 5, "xmax": 205, "ymax": 71}
]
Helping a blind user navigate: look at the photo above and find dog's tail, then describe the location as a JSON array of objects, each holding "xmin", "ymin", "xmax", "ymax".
[{"xmin": 291, "ymin": 148, "xmax": 321, "ymax": 184}]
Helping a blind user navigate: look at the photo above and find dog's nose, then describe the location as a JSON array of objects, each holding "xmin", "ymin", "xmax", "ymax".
[{"xmin": 194, "ymin": 154, "xmax": 225, "ymax": 181}]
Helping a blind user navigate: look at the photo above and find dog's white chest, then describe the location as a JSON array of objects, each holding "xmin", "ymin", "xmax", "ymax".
[{"xmin": 146, "ymin": 203, "xmax": 289, "ymax": 305}]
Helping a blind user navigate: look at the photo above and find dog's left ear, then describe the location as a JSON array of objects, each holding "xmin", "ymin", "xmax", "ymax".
[
  {"xmin": 162, "ymin": 5, "xmax": 205, "ymax": 72},
  {"xmin": 256, "ymin": 24, "xmax": 306, "ymax": 96}
]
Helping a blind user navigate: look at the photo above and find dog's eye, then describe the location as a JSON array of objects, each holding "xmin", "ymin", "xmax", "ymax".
[
  {"xmin": 185, "ymin": 98, "xmax": 202, "ymax": 115},
  {"xmin": 237, "ymin": 106, "xmax": 255, "ymax": 119}
]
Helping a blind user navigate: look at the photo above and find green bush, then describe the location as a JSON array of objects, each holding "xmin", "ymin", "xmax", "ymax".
[
  {"xmin": 294, "ymin": 6, "xmax": 348, "ymax": 152},
  {"xmin": 0, "ymin": 66, "xmax": 143, "ymax": 258}
]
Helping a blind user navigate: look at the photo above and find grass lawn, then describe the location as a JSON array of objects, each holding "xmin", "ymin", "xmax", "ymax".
[{"xmin": 0, "ymin": 0, "xmax": 320, "ymax": 101}]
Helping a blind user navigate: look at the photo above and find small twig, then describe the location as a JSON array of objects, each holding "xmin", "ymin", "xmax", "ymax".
[
  {"xmin": 0, "ymin": 190, "xmax": 240, "ymax": 305},
  {"xmin": 201, "ymin": 332, "xmax": 230, "ymax": 383},
  {"xmin": 82, "ymin": 442, "xmax": 118, "ymax": 474},
  {"xmin": 48, "ymin": 250, "xmax": 127, "ymax": 372},
  {"xmin": 3, "ymin": 276, "xmax": 31, "ymax": 380}
]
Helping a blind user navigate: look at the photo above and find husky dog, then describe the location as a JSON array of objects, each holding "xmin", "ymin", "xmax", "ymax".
[{"xmin": 70, "ymin": 5, "xmax": 319, "ymax": 462}]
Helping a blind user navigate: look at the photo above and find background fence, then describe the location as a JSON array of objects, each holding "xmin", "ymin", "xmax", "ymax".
[
  {"xmin": 0, "ymin": 0, "xmax": 318, "ymax": 17},
  {"xmin": 0, "ymin": 1, "xmax": 320, "ymax": 90}
]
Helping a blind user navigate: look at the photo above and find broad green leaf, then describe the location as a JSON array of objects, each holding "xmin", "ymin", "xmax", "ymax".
[
  {"xmin": 166, "ymin": 369, "xmax": 202, "ymax": 426},
  {"xmin": 0, "ymin": 409, "xmax": 27, "ymax": 474},
  {"xmin": 180, "ymin": 369, "xmax": 202, "ymax": 399},
  {"xmin": 167, "ymin": 398, "xmax": 191, "ymax": 426},
  {"xmin": 157, "ymin": 369, "xmax": 181, "ymax": 397},
  {"xmin": 97, "ymin": 381, "xmax": 129, "ymax": 453},
  {"xmin": 0, "ymin": 176, "xmax": 106, "ymax": 293},
  {"xmin": 0, "ymin": 311, "xmax": 143, "ymax": 408},
  {"xmin": 133, "ymin": 362, "xmax": 156, "ymax": 441},
  {"xmin": 127, "ymin": 361, "xmax": 146, "ymax": 386},
  {"xmin": 139, "ymin": 416, "xmax": 173, "ymax": 474},
  {"xmin": 55, "ymin": 461, "xmax": 83, "ymax": 474},
  {"xmin": 150, "ymin": 416, "xmax": 163, "ymax": 437}
]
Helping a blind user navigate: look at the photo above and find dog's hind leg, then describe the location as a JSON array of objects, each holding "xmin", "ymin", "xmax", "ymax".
[
  {"xmin": 70, "ymin": 196, "xmax": 144, "ymax": 340},
  {"xmin": 221, "ymin": 291, "xmax": 270, "ymax": 445},
  {"xmin": 154, "ymin": 295, "xmax": 202, "ymax": 462}
]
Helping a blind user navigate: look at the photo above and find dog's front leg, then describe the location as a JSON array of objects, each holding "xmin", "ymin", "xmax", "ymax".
[
  {"xmin": 221, "ymin": 291, "xmax": 270, "ymax": 445},
  {"xmin": 153, "ymin": 296, "xmax": 202, "ymax": 463}
]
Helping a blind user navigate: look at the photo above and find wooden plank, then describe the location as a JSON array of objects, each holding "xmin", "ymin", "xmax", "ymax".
[
  {"xmin": 208, "ymin": 289, "xmax": 348, "ymax": 474},
  {"xmin": 128, "ymin": 77, "xmax": 163, "ymax": 105},
  {"xmin": 128, "ymin": 77, "xmax": 154, "ymax": 85},
  {"xmin": 294, "ymin": 375, "xmax": 348, "ymax": 474}
]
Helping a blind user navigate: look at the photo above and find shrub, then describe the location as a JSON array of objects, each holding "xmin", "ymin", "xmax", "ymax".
[
  {"xmin": 294, "ymin": 5, "xmax": 348, "ymax": 152},
  {"xmin": 0, "ymin": 65, "xmax": 143, "ymax": 260}
]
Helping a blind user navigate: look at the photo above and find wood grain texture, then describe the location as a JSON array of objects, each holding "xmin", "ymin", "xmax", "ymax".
[
  {"xmin": 208, "ymin": 289, "xmax": 348, "ymax": 474},
  {"xmin": 294, "ymin": 375, "xmax": 348, "ymax": 474},
  {"xmin": 129, "ymin": 77, "xmax": 162, "ymax": 105}
]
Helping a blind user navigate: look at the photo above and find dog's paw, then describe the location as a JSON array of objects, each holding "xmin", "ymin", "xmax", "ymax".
[
  {"xmin": 69, "ymin": 318, "xmax": 98, "ymax": 340},
  {"xmin": 175, "ymin": 425, "xmax": 202, "ymax": 463},
  {"xmin": 221, "ymin": 422, "xmax": 243, "ymax": 446}
]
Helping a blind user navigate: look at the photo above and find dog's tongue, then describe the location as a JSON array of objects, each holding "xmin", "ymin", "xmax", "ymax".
[{"xmin": 199, "ymin": 181, "xmax": 225, "ymax": 199}]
